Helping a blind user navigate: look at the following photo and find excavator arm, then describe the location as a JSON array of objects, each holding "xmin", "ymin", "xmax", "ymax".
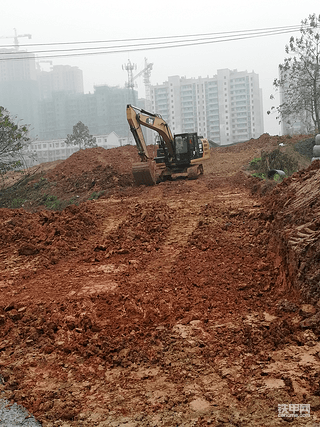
[
  {"xmin": 126, "ymin": 105, "xmax": 174, "ymax": 158},
  {"xmin": 126, "ymin": 105, "xmax": 150, "ymax": 162},
  {"xmin": 126, "ymin": 104, "xmax": 161, "ymax": 185}
]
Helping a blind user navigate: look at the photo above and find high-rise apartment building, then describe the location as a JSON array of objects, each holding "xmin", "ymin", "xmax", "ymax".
[
  {"xmin": 37, "ymin": 65, "xmax": 84, "ymax": 100},
  {"xmin": 37, "ymin": 85, "xmax": 136, "ymax": 140},
  {"xmin": 0, "ymin": 51, "xmax": 85, "ymax": 138},
  {"xmin": 151, "ymin": 69, "xmax": 264, "ymax": 145},
  {"xmin": 0, "ymin": 49, "xmax": 39, "ymax": 137},
  {"xmin": 0, "ymin": 49, "xmax": 37, "ymax": 81}
]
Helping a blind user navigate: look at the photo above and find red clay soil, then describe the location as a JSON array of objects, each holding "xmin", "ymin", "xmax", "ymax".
[
  {"xmin": 44, "ymin": 146, "xmax": 140, "ymax": 196},
  {"xmin": 0, "ymin": 134, "xmax": 320, "ymax": 426},
  {"xmin": 44, "ymin": 145, "xmax": 159, "ymax": 201}
]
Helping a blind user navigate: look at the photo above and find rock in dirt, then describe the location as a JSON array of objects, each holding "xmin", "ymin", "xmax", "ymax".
[
  {"xmin": 300, "ymin": 312, "xmax": 320, "ymax": 330},
  {"xmin": 18, "ymin": 243, "xmax": 39, "ymax": 256},
  {"xmin": 299, "ymin": 304, "xmax": 317, "ymax": 318},
  {"xmin": 276, "ymin": 300, "xmax": 298, "ymax": 313}
]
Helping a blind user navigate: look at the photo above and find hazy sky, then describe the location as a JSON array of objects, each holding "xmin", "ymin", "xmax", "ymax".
[{"xmin": 1, "ymin": 0, "xmax": 318, "ymax": 135}]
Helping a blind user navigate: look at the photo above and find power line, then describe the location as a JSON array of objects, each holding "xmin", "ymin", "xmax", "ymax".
[
  {"xmin": 0, "ymin": 25, "xmax": 303, "ymax": 61},
  {"xmin": 1, "ymin": 27, "xmax": 302, "ymax": 55},
  {"xmin": 0, "ymin": 24, "xmax": 301, "ymax": 48}
]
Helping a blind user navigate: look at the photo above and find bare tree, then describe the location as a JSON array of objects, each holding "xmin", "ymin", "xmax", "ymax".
[{"xmin": 269, "ymin": 14, "xmax": 320, "ymax": 133}]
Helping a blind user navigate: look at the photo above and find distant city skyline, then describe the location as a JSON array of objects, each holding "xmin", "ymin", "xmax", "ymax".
[
  {"xmin": 0, "ymin": 47, "xmax": 265, "ymax": 146},
  {"xmin": 1, "ymin": 0, "xmax": 317, "ymax": 137}
]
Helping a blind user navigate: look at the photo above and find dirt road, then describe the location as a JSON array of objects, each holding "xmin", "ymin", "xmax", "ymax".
[{"xmin": 0, "ymin": 136, "xmax": 319, "ymax": 426}]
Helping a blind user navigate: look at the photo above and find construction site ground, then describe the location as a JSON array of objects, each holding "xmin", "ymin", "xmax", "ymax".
[{"xmin": 1, "ymin": 134, "xmax": 320, "ymax": 426}]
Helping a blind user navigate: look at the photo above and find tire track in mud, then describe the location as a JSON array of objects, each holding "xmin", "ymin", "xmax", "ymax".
[{"xmin": 1, "ymin": 175, "xmax": 320, "ymax": 426}]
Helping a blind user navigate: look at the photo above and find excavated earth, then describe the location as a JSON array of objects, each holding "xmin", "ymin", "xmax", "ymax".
[{"xmin": 1, "ymin": 134, "xmax": 320, "ymax": 426}]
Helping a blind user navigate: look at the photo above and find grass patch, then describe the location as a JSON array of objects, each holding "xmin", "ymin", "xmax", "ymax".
[
  {"xmin": 10, "ymin": 198, "xmax": 26, "ymax": 208},
  {"xmin": 42, "ymin": 194, "xmax": 62, "ymax": 210},
  {"xmin": 89, "ymin": 191, "xmax": 104, "ymax": 200}
]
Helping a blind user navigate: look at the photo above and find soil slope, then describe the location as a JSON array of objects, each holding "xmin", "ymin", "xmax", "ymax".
[{"xmin": 0, "ymin": 133, "xmax": 320, "ymax": 426}]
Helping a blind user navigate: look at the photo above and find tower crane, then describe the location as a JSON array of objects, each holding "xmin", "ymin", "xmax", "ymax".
[
  {"xmin": 0, "ymin": 28, "xmax": 32, "ymax": 51},
  {"xmin": 133, "ymin": 58, "xmax": 153, "ymax": 90}
]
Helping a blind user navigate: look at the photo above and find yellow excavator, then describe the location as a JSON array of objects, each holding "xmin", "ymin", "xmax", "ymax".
[{"xmin": 126, "ymin": 104, "xmax": 210, "ymax": 185}]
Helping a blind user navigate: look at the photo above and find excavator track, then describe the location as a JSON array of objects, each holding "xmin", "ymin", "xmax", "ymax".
[{"xmin": 132, "ymin": 160, "xmax": 157, "ymax": 186}]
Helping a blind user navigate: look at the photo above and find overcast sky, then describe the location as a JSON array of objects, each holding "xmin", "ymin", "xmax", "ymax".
[{"xmin": 1, "ymin": 0, "xmax": 318, "ymax": 135}]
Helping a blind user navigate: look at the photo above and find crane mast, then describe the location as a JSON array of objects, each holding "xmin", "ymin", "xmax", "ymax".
[{"xmin": 0, "ymin": 28, "xmax": 32, "ymax": 51}]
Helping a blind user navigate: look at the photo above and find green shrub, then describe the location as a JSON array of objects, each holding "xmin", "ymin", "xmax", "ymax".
[{"xmin": 249, "ymin": 149, "xmax": 298, "ymax": 180}]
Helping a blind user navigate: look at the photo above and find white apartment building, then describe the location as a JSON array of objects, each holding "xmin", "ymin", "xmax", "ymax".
[
  {"xmin": 150, "ymin": 69, "xmax": 264, "ymax": 145},
  {"xmin": 27, "ymin": 131, "xmax": 125, "ymax": 166}
]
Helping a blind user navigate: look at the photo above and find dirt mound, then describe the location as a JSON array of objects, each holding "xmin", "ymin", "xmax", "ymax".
[
  {"xmin": 45, "ymin": 145, "xmax": 140, "ymax": 195},
  {"xmin": 0, "ymin": 203, "xmax": 98, "ymax": 267},
  {"xmin": 225, "ymin": 132, "xmax": 310, "ymax": 151},
  {"xmin": 262, "ymin": 159, "xmax": 320, "ymax": 301},
  {"xmin": 0, "ymin": 145, "xmax": 143, "ymax": 210},
  {"xmin": 47, "ymin": 145, "xmax": 140, "ymax": 177}
]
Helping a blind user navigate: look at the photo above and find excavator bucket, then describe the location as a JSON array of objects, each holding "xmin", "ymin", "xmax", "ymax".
[
  {"xmin": 132, "ymin": 160, "xmax": 157, "ymax": 186},
  {"xmin": 187, "ymin": 165, "xmax": 203, "ymax": 180}
]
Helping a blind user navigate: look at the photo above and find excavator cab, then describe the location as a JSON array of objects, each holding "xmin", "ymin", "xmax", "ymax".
[
  {"xmin": 156, "ymin": 133, "xmax": 204, "ymax": 166},
  {"xmin": 174, "ymin": 133, "xmax": 203, "ymax": 164},
  {"xmin": 174, "ymin": 135, "xmax": 189, "ymax": 163}
]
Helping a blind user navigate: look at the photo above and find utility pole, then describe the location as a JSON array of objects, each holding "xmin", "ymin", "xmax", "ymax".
[{"xmin": 122, "ymin": 59, "xmax": 137, "ymax": 104}]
